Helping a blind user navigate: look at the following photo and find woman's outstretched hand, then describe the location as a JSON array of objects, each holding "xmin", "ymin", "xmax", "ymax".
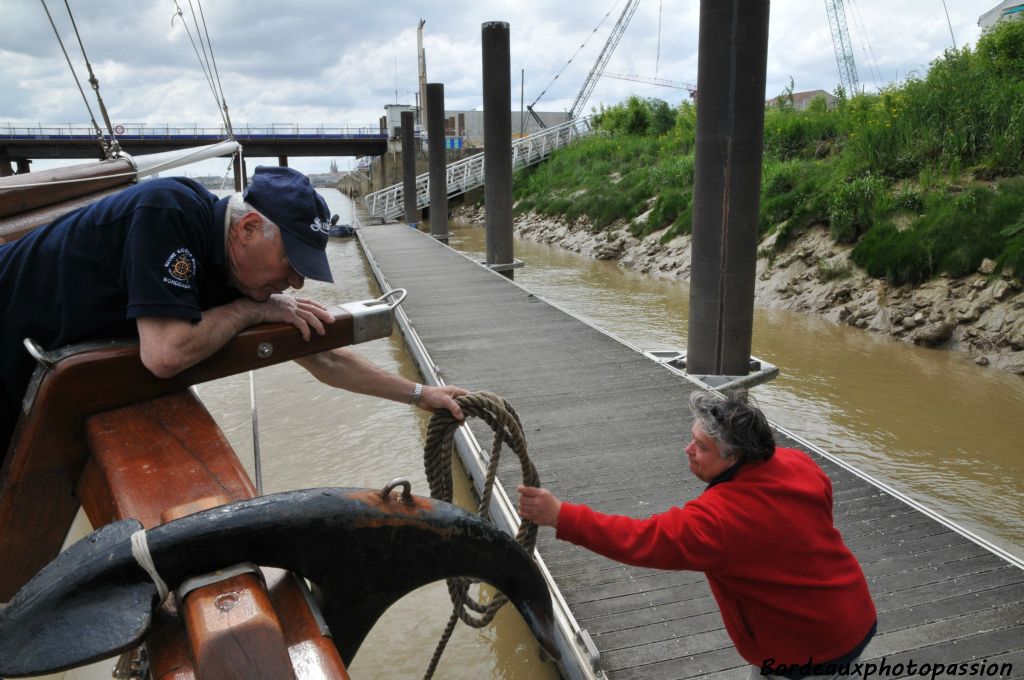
[{"xmin": 517, "ymin": 485, "xmax": 561, "ymax": 528}]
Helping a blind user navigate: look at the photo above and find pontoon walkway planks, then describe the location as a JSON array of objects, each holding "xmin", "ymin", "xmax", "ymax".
[{"xmin": 358, "ymin": 223, "xmax": 1023, "ymax": 680}]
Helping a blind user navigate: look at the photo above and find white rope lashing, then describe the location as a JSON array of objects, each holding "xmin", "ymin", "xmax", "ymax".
[{"xmin": 129, "ymin": 530, "xmax": 170, "ymax": 603}]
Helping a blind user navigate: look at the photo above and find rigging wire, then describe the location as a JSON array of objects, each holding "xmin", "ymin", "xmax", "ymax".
[
  {"xmin": 219, "ymin": 155, "xmax": 235, "ymax": 191},
  {"xmin": 171, "ymin": 0, "xmax": 230, "ymax": 134},
  {"xmin": 847, "ymin": 0, "xmax": 885, "ymax": 87},
  {"xmin": 170, "ymin": 0, "xmax": 240, "ymax": 193},
  {"xmin": 62, "ymin": 0, "xmax": 121, "ymax": 157},
  {"xmin": 189, "ymin": 0, "xmax": 233, "ymax": 137},
  {"xmin": 941, "ymin": 0, "xmax": 957, "ymax": 50},
  {"xmin": 249, "ymin": 370, "xmax": 263, "ymax": 494},
  {"xmin": 38, "ymin": 0, "xmax": 114, "ymax": 159},
  {"xmin": 185, "ymin": 1, "xmax": 218, "ymax": 106},
  {"xmin": 767, "ymin": 0, "xmax": 818, "ymax": 54},
  {"xmin": 528, "ymin": 0, "xmax": 620, "ymax": 109}
]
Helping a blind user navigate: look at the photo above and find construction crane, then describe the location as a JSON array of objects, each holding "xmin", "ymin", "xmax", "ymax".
[
  {"xmin": 824, "ymin": 0, "xmax": 859, "ymax": 94},
  {"xmin": 602, "ymin": 71, "xmax": 697, "ymax": 98},
  {"xmin": 527, "ymin": 0, "xmax": 640, "ymax": 129}
]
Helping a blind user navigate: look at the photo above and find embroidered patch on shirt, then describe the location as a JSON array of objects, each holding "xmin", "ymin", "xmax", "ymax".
[{"xmin": 163, "ymin": 248, "xmax": 197, "ymax": 289}]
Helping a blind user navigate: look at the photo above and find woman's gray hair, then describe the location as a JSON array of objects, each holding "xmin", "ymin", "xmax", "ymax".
[
  {"xmin": 688, "ymin": 390, "xmax": 775, "ymax": 463},
  {"xmin": 227, "ymin": 193, "xmax": 278, "ymax": 239}
]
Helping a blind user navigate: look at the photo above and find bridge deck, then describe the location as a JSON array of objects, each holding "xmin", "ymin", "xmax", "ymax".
[
  {"xmin": 1, "ymin": 132, "xmax": 386, "ymax": 159},
  {"xmin": 358, "ymin": 223, "xmax": 1024, "ymax": 680}
]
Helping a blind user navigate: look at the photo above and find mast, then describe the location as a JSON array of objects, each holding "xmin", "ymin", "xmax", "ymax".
[{"xmin": 417, "ymin": 19, "xmax": 428, "ymax": 131}]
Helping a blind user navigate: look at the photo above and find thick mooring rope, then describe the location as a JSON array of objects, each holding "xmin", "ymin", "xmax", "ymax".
[{"xmin": 421, "ymin": 391, "xmax": 541, "ymax": 680}]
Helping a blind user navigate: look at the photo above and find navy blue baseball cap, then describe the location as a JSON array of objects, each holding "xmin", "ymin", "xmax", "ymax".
[{"xmin": 244, "ymin": 166, "xmax": 335, "ymax": 283}]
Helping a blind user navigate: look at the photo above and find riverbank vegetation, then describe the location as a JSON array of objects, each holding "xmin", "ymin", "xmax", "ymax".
[{"xmin": 513, "ymin": 19, "xmax": 1024, "ymax": 285}]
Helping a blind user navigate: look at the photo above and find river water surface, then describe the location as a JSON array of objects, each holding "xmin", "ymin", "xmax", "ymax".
[{"xmin": 197, "ymin": 190, "xmax": 1021, "ymax": 680}]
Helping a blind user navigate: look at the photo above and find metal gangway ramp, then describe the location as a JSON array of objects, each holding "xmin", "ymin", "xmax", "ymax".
[
  {"xmin": 357, "ymin": 224, "xmax": 1024, "ymax": 680},
  {"xmin": 363, "ymin": 117, "xmax": 593, "ymax": 221}
]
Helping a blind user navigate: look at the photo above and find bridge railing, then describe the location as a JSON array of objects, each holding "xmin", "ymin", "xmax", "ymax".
[
  {"xmin": 0, "ymin": 123, "xmax": 384, "ymax": 140},
  {"xmin": 364, "ymin": 116, "xmax": 593, "ymax": 222}
]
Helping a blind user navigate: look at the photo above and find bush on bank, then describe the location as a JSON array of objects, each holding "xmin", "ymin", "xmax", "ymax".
[{"xmin": 513, "ymin": 19, "xmax": 1024, "ymax": 283}]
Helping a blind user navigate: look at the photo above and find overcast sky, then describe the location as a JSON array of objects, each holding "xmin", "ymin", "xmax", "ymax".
[{"xmin": 1, "ymin": 0, "xmax": 994, "ymax": 175}]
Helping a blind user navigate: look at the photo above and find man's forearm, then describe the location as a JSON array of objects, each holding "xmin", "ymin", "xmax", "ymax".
[
  {"xmin": 295, "ymin": 348, "xmax": 469, "ymax": 419},
  {"xmin": 137, "ymin": 299, "xmax": 263, "ymax": 378},
  {"xmin": 294, "ymin": 348, "xmax": 417, "ymax": 403}
]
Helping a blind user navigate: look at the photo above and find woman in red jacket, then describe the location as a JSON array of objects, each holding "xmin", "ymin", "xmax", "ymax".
[{"xmin": 518, "ymin": 390, "xmax": 876, "ymax": 679}]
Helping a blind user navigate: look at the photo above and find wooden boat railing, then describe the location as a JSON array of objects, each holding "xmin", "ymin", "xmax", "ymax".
[{"xmin": 0, "ymin": 298, "xmax": 397, "ymax": 678}]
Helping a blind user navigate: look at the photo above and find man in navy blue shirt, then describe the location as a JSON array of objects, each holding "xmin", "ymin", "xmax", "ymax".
[{"xmin": 0, "ymin": 166, "xmax": 465, "ymax": 460}]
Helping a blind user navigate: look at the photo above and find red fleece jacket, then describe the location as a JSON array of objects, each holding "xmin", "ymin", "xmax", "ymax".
[{"xmin": 556, "ymin": 447, "xmax": 876, "ymax": 667}]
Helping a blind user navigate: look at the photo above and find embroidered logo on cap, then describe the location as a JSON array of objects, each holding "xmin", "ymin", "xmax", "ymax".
[
  {"xmin": 163, "ymin": 248, "xmax": 197, "ymax": 290},
  {"xmin": 310, "ymin": 216, "xmax": 331, "ymax": 234}
]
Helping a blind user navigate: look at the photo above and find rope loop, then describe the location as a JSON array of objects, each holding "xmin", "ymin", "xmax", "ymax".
[{"xmin": 420, "ymin": 391, "xmax": 541, "ymax": 679}]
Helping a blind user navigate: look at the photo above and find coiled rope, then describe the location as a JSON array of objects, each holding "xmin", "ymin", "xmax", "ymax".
[{"xmin": 420, "ymin": 391, "xmax": 541, "ymax": 680}]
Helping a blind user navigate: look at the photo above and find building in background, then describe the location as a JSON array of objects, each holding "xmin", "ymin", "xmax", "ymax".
[
  {"xmin": 979, "ymin": 1, "xmax": 1024, "ymax": 30},
  {"xmin": 765, "ymin": 89, "xmax": 837, "ymax": 111}
]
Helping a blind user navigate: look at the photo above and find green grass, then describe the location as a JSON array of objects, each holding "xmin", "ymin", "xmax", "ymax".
[
  {"xmin": 511, "ymin": 19, "xmax": 1024, "ymax": 282},
  {"xmin": 852, "ymin": 179, "xmax": 1024, "ymax": 284}
]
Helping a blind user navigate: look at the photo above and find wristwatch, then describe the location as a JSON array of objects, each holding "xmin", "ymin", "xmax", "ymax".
[{"xmin": 410, "ymin": 383, "xmax": 423, "ymax": 406}]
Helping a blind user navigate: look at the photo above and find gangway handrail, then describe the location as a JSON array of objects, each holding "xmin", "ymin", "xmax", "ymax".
[{"xmin": 363, "ymin": 116, "xmax": 594, "ymax": 222}]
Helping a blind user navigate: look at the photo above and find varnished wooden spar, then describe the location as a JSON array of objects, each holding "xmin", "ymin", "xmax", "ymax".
[
  {"xmin": 0, "ymin": 310, "xmax": 357, "ymax": 602},
  {"xmin": 0, "ymin": 141, "xmax": 240, "ymax": 224},
  {"xmin": 0, "ymin": 141, "xmax": 242, "ymax": 244},
  {"xmin": 0, "ymin": 158, "xmax": 135, "ymax": 218},
  {"xmin": 0, "ymin": 185, "xmax": 128, "ymax": 244}
]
